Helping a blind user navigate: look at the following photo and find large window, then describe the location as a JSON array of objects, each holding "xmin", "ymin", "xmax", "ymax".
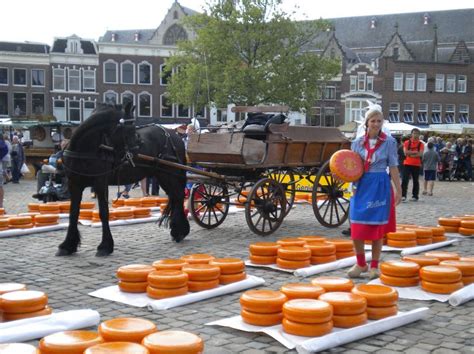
[
  {"xmin": 417, "ymin": 103, "xmax": 428, "ymax": 124},
  {"xmin": 68, "ymin": 68, "xmax": 80, "ymax": 91},
  {"xmin": 445, "ymin": 104, "xmax": 455, "ymax": 123},
  {"xmin": 388, "ymin": 103, "xmax": 400, "ymax": 123},
  {"xmin": 138, "ymin": 92, "xmax": 151, "ymax": 117},
  {"xmin": 403, "ymin": 103, "xmax": 414, "ymax": 123},
  {"xmin": 405, "ymin": 73, "xmax": 415, "ymax": 91},
  {"xmin": 53, "ymin": 99, "xmax": 66, "ymax": 121},
  {"xmin": 53, "ymin": 68, "xmax": 65, "ymax": 90},
  {"xmin": 13, "ymin": 93, "xmax": 26, "ymax": 115},
  {"xmin": 83, "ymin": 69, "xmax": 95, "ymax": 92},
  {"xmin": 0, "ymin": 92, "xmax": 7, "ymax": 115},
  {"xmin": 121, "ymin": 61, "xmax": 135, "ymax": 84},
  {"xmin": 310, "ymin": 107, "xmax": 321, "ymax": 126},
  {"xmin": 104, "ymin": 91, "xmax": 118, "ymax": 105},
  {"xmin": 31, "ymin": 69, "xmax": 45, "ymax": 87},
  {"xmin": 393, "ymin": 72, "xmax": 403, "ymax": 91},
  {"xmin": 104, "ymin": 61, "xmax": 118, "ymax": 83},
  {"xmin": 458, "ymin": 75, "xmax": 467, "ymax": 93},
  {"xmin": 138, "ymin": 62, "xmax": 151, "ymax": 84},
  {"xmin": 366, "ymin": 76, "xmax": 374, "ymax": 91},
  {"xmin": 13, "ymin": 69, "xmax": 26, "ymax": 86},
  {"xmin": 121, "ymin": 91, "xmax": 135, "ymax": 108},
  {"xmin": 417, "ymin": 73, "xmax": 426, "ymax": 92},
  {"xmin": 435, "ymin": 74, "xmax": 444, "ymax": 92},
  {"xmin": 349, "ymin": 76, "xmax": 357, "ymax": 92},
  {"xmin": 0, "ymin": 68, "xmax": 7, "ymax": 85},
  {"xmin": 344, "ymin": 100, "xmax": 369, "ymax": 123},
  {"xmin": 69, "ymin": 100, "xmax": 81, "ymax": 122},
  {"xmin": 177, "ymin": 104, "xmax": 190, "ymax": 118},
  {"xmin": 431, "ymin": 104, "xmax": 441, "ymax": 123},
  {"xmin": 160, "ymin": 64, "xmax": 171, "ymax": 86},
  {"xmin": 323, "ymin": 107, "xmax": 335, "ymax": 127},
  {"xmin": 160, "ymin": 94, "xmax": 173, "ymax": 117},
  {"xmin": 459, "ymin": 104, "xmax": 469, "ymax": 123},
  {"xmin": 32, "ymin": 93, "xmax": 44, "ymax": 114},
  {"xmin": 83, "ymin": 101, "xmax": 95, "ymax": 120},
  {"xmin": 446, "ymin": 75, "xmax": 456, "ymax": 93}
]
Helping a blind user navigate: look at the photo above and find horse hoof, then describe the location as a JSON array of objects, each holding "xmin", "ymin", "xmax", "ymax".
[
  {"xmin": 55, "ymin": 248, "xmax": 75, "ymax": 256},
  {"xmin": 172, "ymin": 234, "xmax": 186, "ymax": 243},
  {"xmin": 96, "ymin": 249, "xmax": 113, "ymax": 257}
]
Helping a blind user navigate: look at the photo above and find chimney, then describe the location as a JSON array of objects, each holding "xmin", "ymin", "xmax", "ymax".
[
  {"xmin": 134, "ymin": 32, "xmax": 140, "ymax": 41},
  {"xmin": 370, "ymin": 17, "xmax": 377, "ymax": 29},
  {"xmin": 423, "ymin": 13, "xmax": 430, "ymax": 25}
]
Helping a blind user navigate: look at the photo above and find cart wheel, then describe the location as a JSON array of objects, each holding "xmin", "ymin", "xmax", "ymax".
[
  {"xmin": 189, "ymin": 183, "xmax": 229, "ymax": 229},
  {"xmin": 312, "ymin": 161, "xmax": 349, "ymax": 228},
  {"xmin": 245, "ymin": 178, "xmax": 286, "ymax": 236},
  {"xmin": 265, "ymin": 169, "xmax": 295, "ymax": 216}
]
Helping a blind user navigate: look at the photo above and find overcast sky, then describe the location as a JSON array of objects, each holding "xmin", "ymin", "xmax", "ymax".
[{"xmin": 1, "ymin": 0, "xmax": 472, "ymax": 44}]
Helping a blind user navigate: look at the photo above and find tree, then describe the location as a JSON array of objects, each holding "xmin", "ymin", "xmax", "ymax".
[{"xmin": 165, "ymin": 0, "xmax": 340, "ymax": 112}]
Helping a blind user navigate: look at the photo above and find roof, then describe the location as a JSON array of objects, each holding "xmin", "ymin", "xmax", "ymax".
[
  {"xmin": 51, "ymin": 38, "xmax": 97, "ymax": 54},
  {"xmin": 98, "ymin": 29, "xmax": 156, "ymax": 44},
  {"xmin": 0, "ymin": 41, "xmax": 49, "ymax": 54}
]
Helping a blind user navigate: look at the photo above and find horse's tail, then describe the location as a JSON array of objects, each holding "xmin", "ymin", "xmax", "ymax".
[{"xmin": 158, "ymin": 204, "xmax": 171, "ymax": 227}]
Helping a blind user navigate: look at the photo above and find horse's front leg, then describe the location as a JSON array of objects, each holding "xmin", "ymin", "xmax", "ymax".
[
  {"xmin": 57, "ymin": 181, "xmax": 83, "ymax": 256},
  {"xmin": 96, "ymin": 182, "xmax": 113, "ymax": 256}
]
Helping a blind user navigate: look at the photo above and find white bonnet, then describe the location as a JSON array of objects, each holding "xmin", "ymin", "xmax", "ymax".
[{"xmin": 364, "ymin": 101, "xmax": 383, "ymax": 124}]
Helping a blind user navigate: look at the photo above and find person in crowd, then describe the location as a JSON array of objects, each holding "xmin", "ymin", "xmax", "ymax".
[
  {"xmin": 434, "ymin": 136, "xmax": 445, "ymax": 153},
  {"xmin": 401, "ymin": 128, "xmax": 424, "ymax": 202},
  {"xmin": 1, "ymin": 134, "xmax": 11, "ymax": 183},
  {"xmin": 10, "ymin": 135, "xmax": 24, "ymax": 184},
  {"xmin": 397, "ymin": 135, "xmax": 409, "ymax": 177},
  {"xmin": 347, "ymin": 104, "xmax": 402, "ymax": 279},
  {"xmin": 458, "ymin": 138, "xmax": 472, "ymax": 181},
  {"xmin": 422, "ymin": 142, "xmax": 440, "ymax": 196}
]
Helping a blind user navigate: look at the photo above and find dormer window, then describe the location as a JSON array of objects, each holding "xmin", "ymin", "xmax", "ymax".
[
  {"xmin": 370, "ymin": 17, "xmax": 377, "ymax": 29},
  {"xmin": 111, "ymin": 33, "xmax": 116, "ymax": 42},
  {"xmin": 134, "ymin": 32, "xmax": 140, "ymax": 41},
  {"xmin": 393, "ymin": 47, "xmax": 399, "ymax": 59},
  {"xmin": 65, "ymin": 38, "xmax": 83, "ymax": 54},
  {"xmin": 423, "ymin": 13, "xmax": 430, "ymax": 25}
]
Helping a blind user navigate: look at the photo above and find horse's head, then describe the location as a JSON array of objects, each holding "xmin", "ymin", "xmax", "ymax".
[{"xmin": 108, "ymin": 102, "xmax": 138, "ymax": 152}]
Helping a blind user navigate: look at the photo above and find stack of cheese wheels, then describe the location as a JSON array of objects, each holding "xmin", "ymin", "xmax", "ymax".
[
  {"xmin": 351, "ymin": 284, "xmax": 398, "ymax": 320},
  {"xmin": 153, "ymin": 259, "xmax": 187, "ymax": 271},
  {"xmin": 430, "ymin": 226, "xmax": 447, "ymax": 242},
  {"xmin": 439, "ymin": 260, "xmax": 474, "ymax": 285},
  {"xmin": 98, "ymin": 317, "xmax": 157, "ymax": 343},
  {"xmin": 28, "ymin": 203, "xmax": 40, "ymax": 212},
  {"xmin": 280, "ymin": 283, "xmax": 325, "ymax": 300},
  {"xmin": 239, "ymin": 289, "xmax": 287, "ymax": 326},
  {"xmin": 58, "ymin": 201, "xmax": 71, "ymax": 213},
  {"xmin": 35, "ymin": 214, "xmax": 59, "ymax": 227},
  {"xmin": 424, "ymin": 251, "xmax": 460, "ymax": 261},
  {"xmin": 39, "ymin": 331, "xmax": 104, "ymax": 354},
  {"xmin": 117, "ymin": 264, "xmax": 155, "ymax": 293},
  {"xmin": 0, "ymin": 283, "xmax": 27, "ymax": 295},
  {"xmin": 39, "ymin": 203, "xmax": 60, "ymax": 214},
  {"xmin": 328, "ymin": 240, "xmax": 355, "ymax": 259},
  {"xmin": 282, "ymin": 299, "xmax": 333, "ymax": 336},
  {"xmin": 20, "ymin": 212, "xmax": 40, "ymax": 225},
  {"xmin": 147, "ymin": 270, "xmax": 188, "ymax": 299},
  {"xmin": 380, "ymin": 260, "xmax": 420, "ymax": 287},
  {"xmin": 8, "ymin": 216, "xmax": 33, "ymax": 229},
  {"xmin": 79, "ymin": 209, "xmax": 93, "ymax": 220},
  {"xmin": 85, "ymin": 342, "xmax": 150, "ymax": 354},
  {"xmin": 210, "ymin": 258, "xmax": 246, "ymax": 284},
  {"xmin": 141, "ymin": 197, "xmax": 160, "ymax": 207},
  {"xmin": 0, "ymin": 218, "xmax": 9, "ymax": 231},
  {"xmin": 310, "ymin": 277, "xmax": 354, "ymax": 292},
  {"xmin": 249, "ymin": 242, "xmax": 279, "ymax": 265},
  {"xmin": 438, "ymin": 217, "xmax": 461, "ymax": 233},
  {"xmin": 277, "ymin": 246, "xmax": 311, "ymax": 269},
  {"xmin": 304, "ymin": 241, "xmax": 337, "ymax": 265},
  {"xmin": 319, "ymin": 292, "xmax": 367, "ymax": 328},
  {"xmin": 298, "ymin": 236, "xmax": 326, "ymax": 243},
  {"xmin": 295, "ymin": 192, "xmax": 310, "ymax": 202},
  {"xmin": 181, "ymin": 254, "xmax": 215, "ymax": 264},
  {"xmin": 91, "ymin": 210, "xmax": 116, "ymax": 223},
  {"xmin": 142, "ymin": 330, "xmax": 204, "ymax": 354},
  {"xmin": 81, "ymin": 201, "xmax": 96, "ymax": 209},
  {"xmin": 124, "ymin": 198, "xmax": 142, "ymax": 207},
  {"xmin": 459, "ymin": 219, "xmax": 474, "ymax": 236},
  {"xmin": 112, "ymin": 199, "xmax": 125, "ymax": 208},
  {"xmin": 182, "ymin": 264, "xmax": 220, "ymax": 292},
  {"xmin": 133, "ymin": 207, "xmax": 152, "ymax": 219},
  {"xmin": 420, "ymin": 265, "xmax": 463, "ymax": 294},
  {"xmin": 0, "ymin": 290, "xmax": 51, "ymax": 321},
  {"xmin": 114, "ymin": 208, "xmax": 135, "ymax": 220},
  {"xmin": 386, "ymin": 230, "xmax": 417, "ymax": 248},
  {"xmin": 0, "ymin": 343, "xmax": 38, "ymax": 353},
  {"xmin": 402, "ymin": 255, "xmax": 440, "ymax": 267},
  {"xmin": 405, "ymin": 227, "xmax": 433, "ymax": 245}
]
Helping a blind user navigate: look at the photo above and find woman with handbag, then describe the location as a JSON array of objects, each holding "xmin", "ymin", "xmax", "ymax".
[{"xmin": 347, "ymin": 104, "xmax": 402, "ymax": 279}]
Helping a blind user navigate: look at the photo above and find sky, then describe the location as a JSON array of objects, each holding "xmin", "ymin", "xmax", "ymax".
[{"xmin": 1, "ymin": 0, "xmax": 472, "ymax": 44}]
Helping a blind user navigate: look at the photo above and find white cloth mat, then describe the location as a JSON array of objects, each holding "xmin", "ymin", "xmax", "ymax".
[
  {"xmin": 79, "ymin": 215, "xmax": 160, "ymax": 227},
  {"xmin": 363, "ymin": 239, "xmax": 458, "ymax": 255},
  {"xmin": 0, "ymin": 223, "xmax": 69, "ymax": 238},
  {"xmin": 206, "ymin": 308, "xmax": 428, "ymax": 351},
  {"xmin": 0, "ymin": 309, "xmax": 100, "ymax": 343},
  {"xmin": 89, "ymin": 275, "xmax": 265, "ymax": 310}
]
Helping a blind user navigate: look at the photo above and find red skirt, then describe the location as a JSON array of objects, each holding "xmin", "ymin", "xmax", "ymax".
[{"xmin": 351, "ymin": 189, "xmax": 396, "ymax": 241}]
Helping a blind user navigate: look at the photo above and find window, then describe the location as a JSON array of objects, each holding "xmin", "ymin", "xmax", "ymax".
[
  {"xmin": 445, "ymin": 104, "xmax": 455, "ymax": 123},
  {"xmin": 405, "ymin": 73, "xmax": 415, "ymax": 91},
  {"xmin": 32, "ymin": 93, "xmax": 44, "ymax": 114},
  {"xmin": 417, "ymin": 103, "xmax": 428, "ymax": 124},
  {"xmin": 177, "ymin": 104, "xmax": 190, "ymax": 118},
  {"xmin": 53, "ymin": 68, "xmax": 65, "ymax": 90},
  {"xmin": 68, "ymin": 68, "xmax": 80, "ymax": 91},
  {"xmin": 323, "ymin": 107, "xmax": 335, "ymax": 127},
  {"xmin": 431, "ymin": 104, "xmax": 441, "ymax": 123},
  {"xmin": 53, "ymin": 99, "xmax": 66, "ymax": 121},
  {"xmin": 435, "ymin": 74, "xmax": 444, "ymax": 92},
  {"xmin": 417, "ymin": 73, "xmax": 426, "ymax": 92},
  {"xmin": 121, "ymin": 92, "xmax": 134, "ymax": 108},
  {"xmin": 121, "ymin": 61, "xmax": 135, "ymax": 84},
  {"xmin": 83, "ymin": 101, "xmax": 95, "ymax": 120},
  {"xmin": 394, "ymin": 72, "xmax": 403, "ymax": 91},
  {"xmin": 403, "ymin": 103, "xmax": 414, "ymax": 123},
  {"xmin": 160, "ymin": 64, "xmax": 171, "ymax": 86},
  {"xmin": 194, "ymin": 105, "xmax": 206, "ymax": 119},
  {"xmin": 458, "ymin": 75, "xmax": 467, "ymax": 93},
  {"xmin": 0, "ymin": 68, "xmax": 7, "ymax": 85},
  {"xmin": 350, "ymin": 76, "xmax": 357, "ymax": 91},
  {"xmin": 446, "ymin": 75, "xmax": 456, "ymax": 93},
  {"xmin": 160, "ymin": 94, "xmax": 173, "ymax": 117},
  {"xmin": 104, "ymin": 91, "xmax": 118, "ymax": 105},
  {"xmin": 344, "ymin": 100, "xmax": 369, "ymax": 123},
  {"xmin": 0, "ymin": 92, "xmax": 7, "ymax": 115},
  {"xmin": 138, "ymin": 62, "xmax": 151, "ymax": 84},
  {"xmin": 13, "ymin": 69, "xmax": 27, "ymax": 86},
  {"xmin": 392, "ymin": 47, "xmax": 399, "ymax": 59},
  {"xmin": 104, "ymin": 61, "xmax": 118, "ymax": 83},
  {"xmin": 357, "ymin": 73, "xmax": 366, "ymax": 91},
  {"xmin": 13, "ymin": 93, "xmax": 26, "ymax": 115},
  {"xmin": 459, "ymin": 104, "xmax": 469, "ymax": 123},
  {"xmin": 310, "ymin": 107, "xmax": 321, "ymax": 126},
  {"xmin": 31, "ymin": 69, "xmax": 45, "ymax": 86},
  {"xmin": 138, "ymin": 92, "xmax": 151, "ymax": 117},
  {"xmin": 69, "ymin": 100, "xmax": 80, "ymax": 122},
  {"xmin": 324, "ymin": 86, "xmax": 336, "ymax": 100},
  {"xmin": 83, "ymin": 69, "xmax": 95, "ymax": 92},
  {"xmin": 389, "ymin": 103, "xmax": 400, "ymax": 123},
  {"xmin": 366, "ymin": 76, "xmax": 374, "ymax": 91}
]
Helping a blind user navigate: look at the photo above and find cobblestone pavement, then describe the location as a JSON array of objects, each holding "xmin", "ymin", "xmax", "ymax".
[{"xmin": 1, "ymin": 178, "xmax": 473, "ymax": 353}]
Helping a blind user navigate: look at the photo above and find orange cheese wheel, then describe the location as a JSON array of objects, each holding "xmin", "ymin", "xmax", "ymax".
[
  {"xmin": 187, "ymin": 279, "xmax": 219, "ymax": 292},
  {"xmin": 420, "ymin": 265, "xmax": 462, "ymax": 283},
  {"xmin": 282, "ymin": 299, "xmax": 332, "ymax": 323},
  {"xmin": 79, "ymin": 209, "xmax": 93, "ymax": 220},
  {"xmin": 462, "ymin": 275, "xmax": 474, "ymax": 285},
  {"xmin": 180, "ymin": 254, "xmax": 215, "ymax": 264},
  {"xmin": 311, "ymin": 255, "xmax": 337, "ymax": 264},
  {"xmin": 249, "ymin": 242, "xmax": 279, "ymax": 256},
  {"xmin": 0, "ymin": 343, "xmax": 38, "ymax": 353},
  {"xmin": 439, "ymin": 225, "xmax": 459, "ymax": 233},
  {"xmin": 112, "ymin": 199, "xmax": 125, "ymax": 207},
  {"xmin": 421, "ymin": 280, "xmax": 464, "ymax": 294},
  {"xmin": 280, "ymin": 283, "xmax": 325, "ymax": 300},
  {"xmin": 2, "ymin": 305, "xmax": 52, "ymax": 321},
  {"xmin": 439, "ymin": 260, "xmax": 474, "ymax": 276},
  {"xmin": 277, "ymin": 238, "xmax": 306, "ymax": 247},
  {"xmin": 98, "ymin": 317, "xmax": 157, "ymax": 343},
  {"xmin": 405, "ymin": 227, "xmax": 433, "ymax": 239},
  {"xmin": 277, "ymin": 246, "xmax": 311, "ymax": 261},
  {"xmin": 240, "ymin": 290, "xmax": 287, "ymax": 314},
  {"xmin": 351, "ymin": 284, "xmax": 398, "ymax": 307},
  {"xmin": 249, "ymin": 254, "xmax": 277, "ymax": 265},
  {"xmin": 118, "ymin": 281, "xmax": 148, "ymax": 293},
  {"xmin": 424, "ymin": 251, "xmax": 460, "ymax": 261},
  {"xmin": 304, "ymin": 242, "xmax": 336, "ymax": 256},
  {"xmin": 429, "ymin": 226, "xmax": 445, "ymax": 236},
  {"xmin": 417, "ymin": 238, "xmax": 432, "ymax": 246},
  {"xmin": 460, "ymin": 256, "xmax": 474, "ymax": 262},
  {"xmin": 318, "ymin": 292, "xmax": 366, "ymax": 315},
  {"xmin": 38, "ymin": 203, "xmax": 60, "ymax": 214},
  {"xmin": 58, "ymin": 202, "xmax": 71, "ymax": 213},
  {"xmin": 117, "ymin": 265, "xmax": 155, "ymax": 282},
  {"xmin": 35, "ymin": 221, "xmax": 59, "ymax": 227},
  {"xmin": 310, "ymin": 277, "xmax": 354, "ymax": 292},
  {"xmin": 0, "ymin": 283, "xmax": 26, "ymax": 295},
  {"xmin": 153, "ymin": 259, "xmax": 187, "ymax": 271},
  {"xmin": 432, "ymin": 236, "xmax": 448, "ymax": 243},
  {"xmin": 386, "ymin": 231, "xmax": 417, "ymax": 241},
  {"xmin": 460, "ymin": 220, "xmax": 474, "ymax": 229},
  {"xmin": 240, "ymin": 309, "xmax": 283, "ymax": 326},
  {"xmin": 182, "ymin": 264, "xmax": 220, "ymax": 281},
  {"xmin": 1, "ymin": 290, "xmax": 48, "ymax": 313},
  {"xmin": 8, "ymin": 216, "xmax": 32, "ymax": 226},
  {"xmin": 9, "ymin": 223, "xmax": 34, "ymax": 229},
  {"xmin": 328, "ymin": 239, "xmax": 353, "ymax": 252},
  {"xmin": 39, "ymin": 331, "xmax": 104, "ymax": 354},
  {"xmin": 35, "ymin": 214, "xmax": 60, "ymax": 224},
  {"xmin": 133, "ymin": 207, "xmax": 152, "ymax": 218},
  {"xmin": 459, "ymin": 227, "xmax": 474, "ymax": 236},
  {"xmin": 85, "ymin": 342, "xmax": 150, "ymax": 354},
  {"xmin": 366, "ymin": 305, "xmax": 398, "ymax": 320},
  {"xmin": 386, "ymin": 239, "xmax": 417, "ymax": 248},
  {"xmin": 298, "ymin": 236, "xmax": 326, "ymax": 243},
  {"xmin": 113, "ymin": 209, "xmax": 134, "ymax": 220},
  {"xmin": 209, "ymin": 258, "xmax": 245, "ymax": 274},
  {"xmin": 282, "ymin": 318, "xmax": 333, "ymax": 337},
  {"xmin": 380, "ymin": 260, "xmax": 420, "ymax": 277},
  {"xmin": 142, "ymin": 330, "xmax": 203, "ymax": 354},
  {"xmin": 80, "ymin": 201, "xmax": 96, "ymax": 209},
  {"xmin": 438, "ymin": 217, "xmax": 461, "ymax": 227},
  {"xmin": 219, "ymin": 272, "xmax": 246, "ymax": 284},
  {"xmin": 123, "ymin": 198, "xmax": 142, "ymax": 207},
  {"xmin": 28, "ymin": 203, "xmax": 40, "ymax": 212},
  {"xmin": 402, "ymin": 255, "xmax": 440, "ymax": 267},
  {"xmin": 380, "ymin": 274, "xmax": 419, "ymax": 287},
  {"xmin": 147, "ymin": 270, "xmax": 188, "ymax": 289},
  {"xmin": 0, "ymin": 218, "xmax": 9, "ymax": 227},
  {"xmin": 336, "ymin": 251, "xmax": 355, "ymax": 259},
  {"xmin": 329, "ymin": 149, "xmax": 364, "ymax": 183},
  {"xmin": 146, "ymin": 285, "xmax": 188, "ymax": 299},
  {"xmin": 276, "ymin": 258, "xmax": 310, "ymax": 269},
  {"xmin": 332, "ymin": 312, "xmax": 368, "ymax": 328},
  {"xmin": 141, "ymin": 197, "xmax": 160, "ymax": 206}
]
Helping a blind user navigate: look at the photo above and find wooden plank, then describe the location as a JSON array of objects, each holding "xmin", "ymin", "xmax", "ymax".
[{"xmin": 231, "ymin": 106, "xmax": 289, "ymax": 113}]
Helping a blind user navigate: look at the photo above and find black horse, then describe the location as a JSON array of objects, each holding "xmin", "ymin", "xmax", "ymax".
[{"xmin": 57, "ymin": 103, "xmax": 190, "ymax": 257}]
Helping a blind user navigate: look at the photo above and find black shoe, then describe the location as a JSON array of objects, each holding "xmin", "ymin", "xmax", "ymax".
[{"xmin": 341, "ymin": 228, "xmax": 351, "ymax": 236}]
